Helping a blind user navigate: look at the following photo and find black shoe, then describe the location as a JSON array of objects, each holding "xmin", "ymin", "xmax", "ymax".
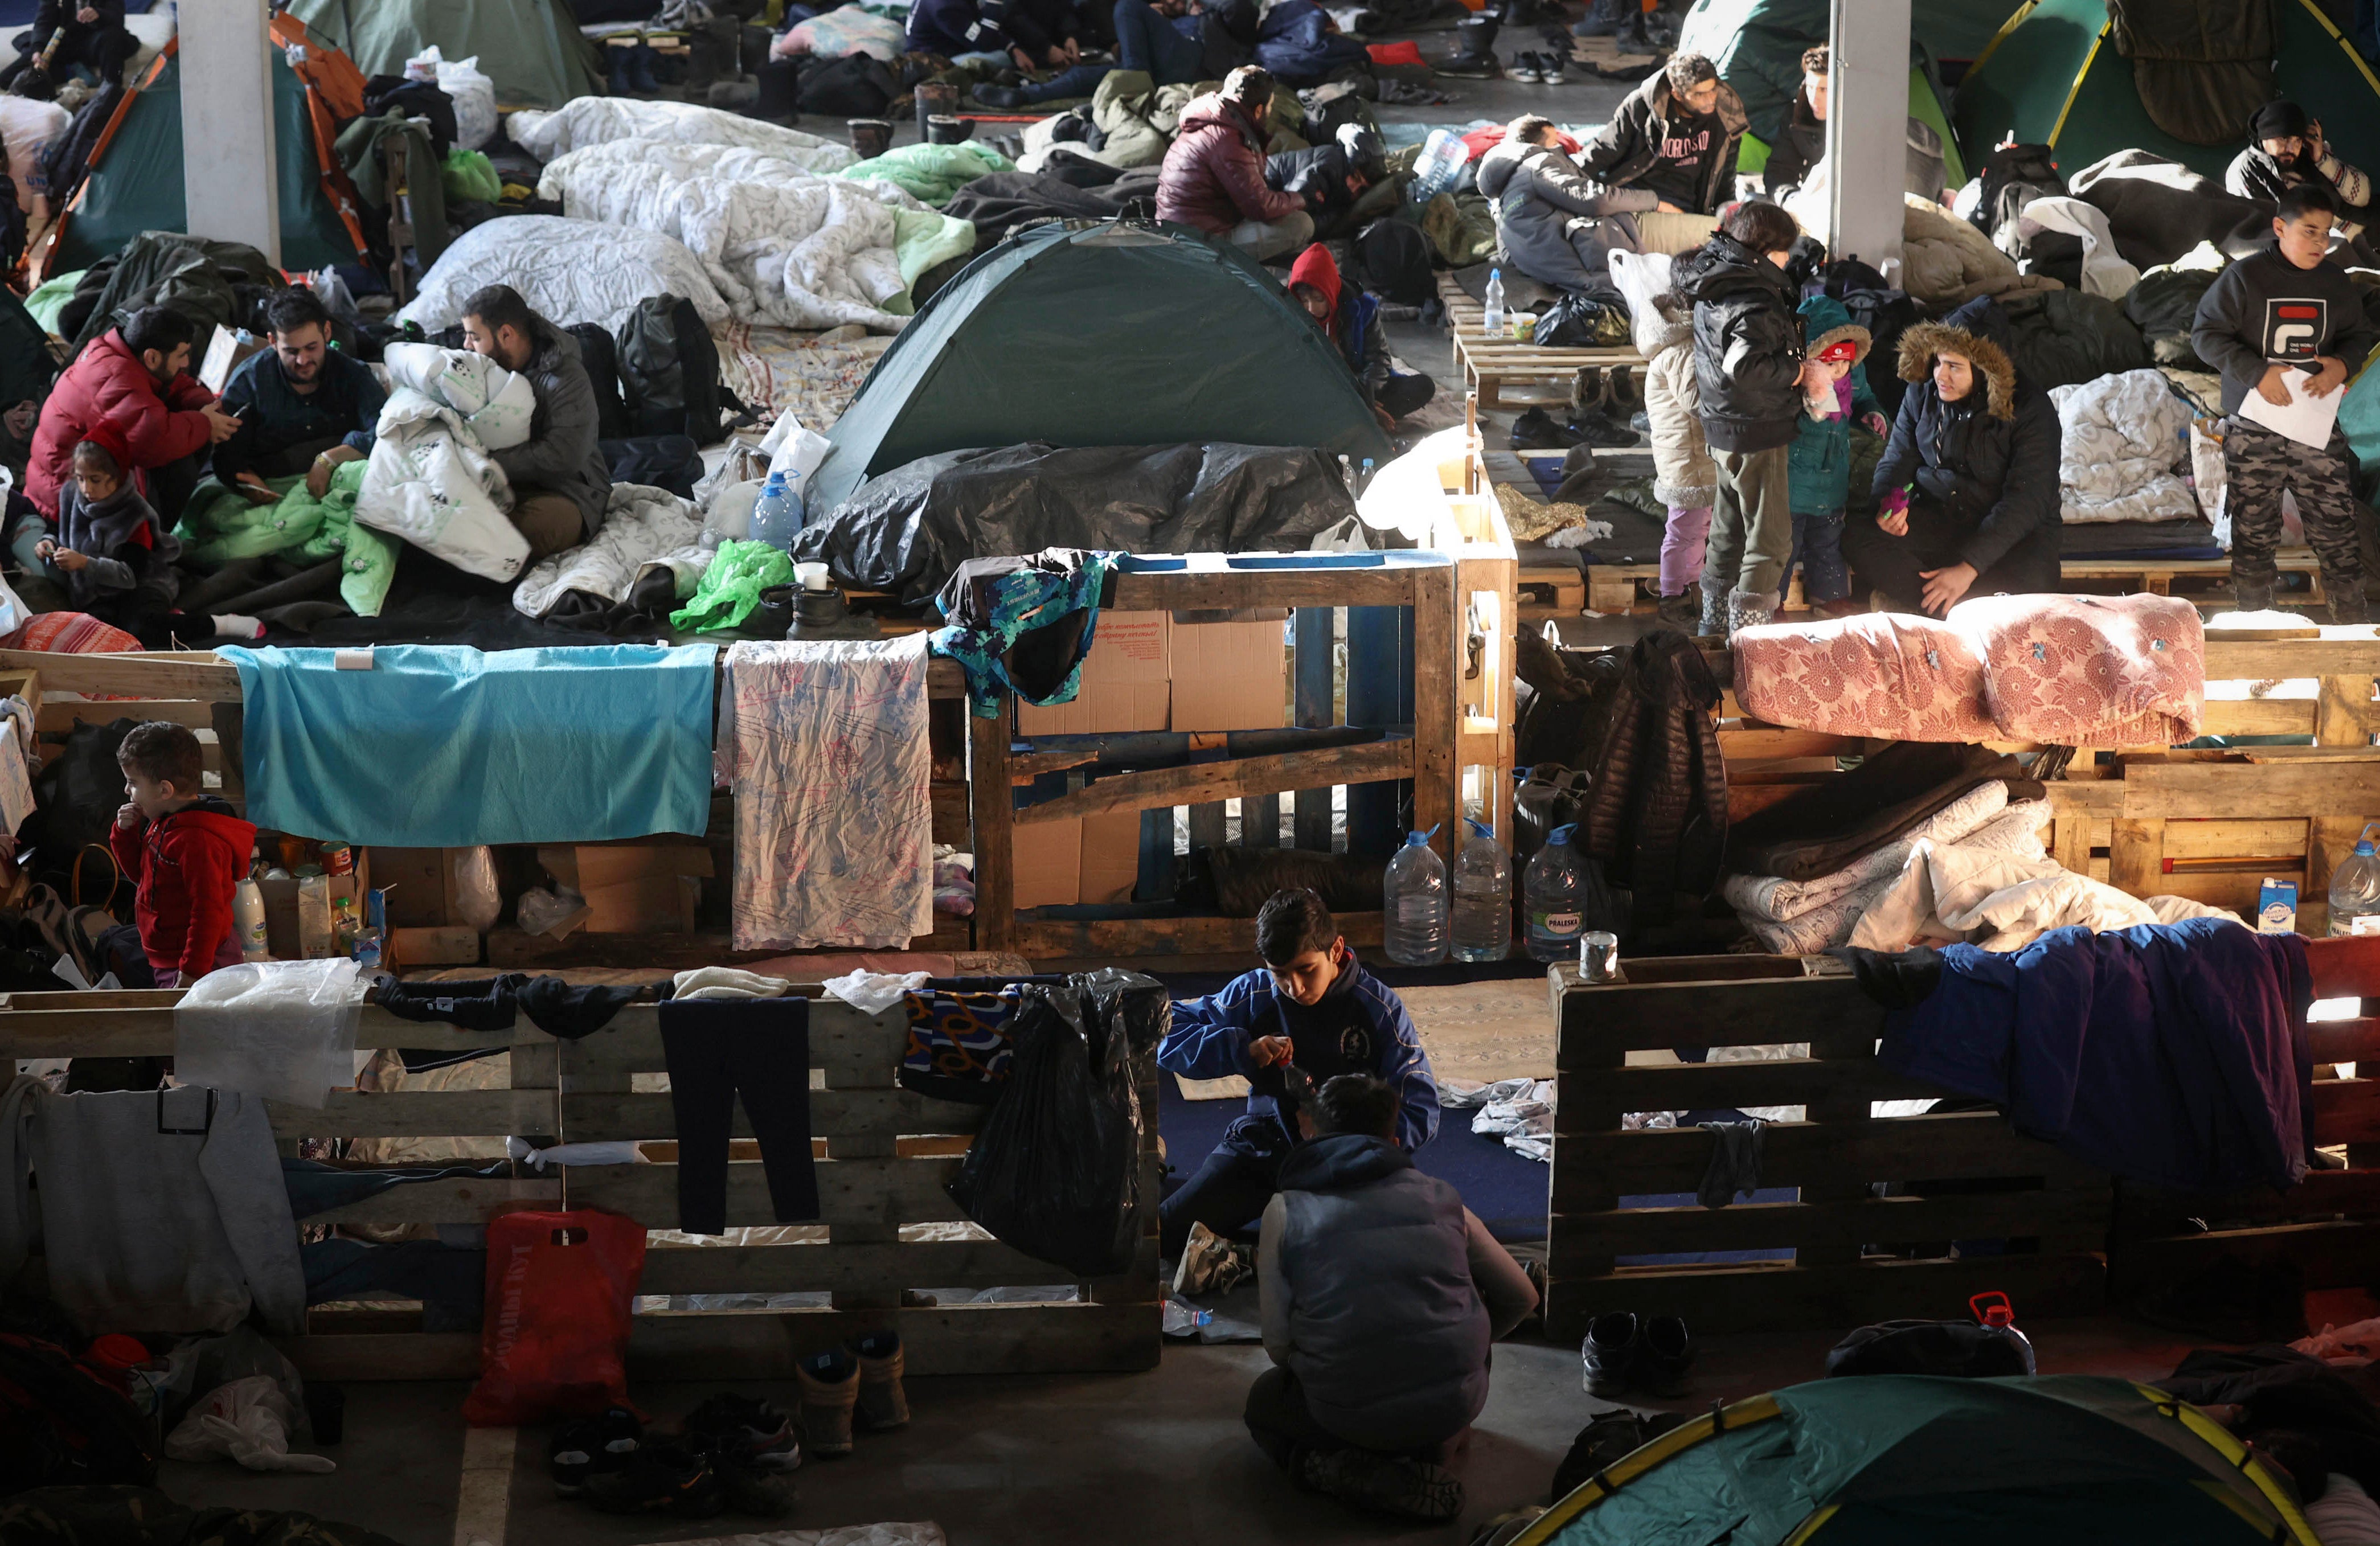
[
  {"xmin": 629, "ymin": 42, "xmax": 661, "ymax": 93},
  {"xmin": 586, "ymin": 1441, "xmax": 726, "ymax": 1516},
  {"xmin": 1511, "ymin": 407, "xmax": 1587, "ymax": 451},
  {"xmin": 1641, "ymin": 1314, "xmax": 1694, "ymax": 1396},
  {"xmin": 1573, "ymin": 0, "xmax": 1628, "ymax": 35},
  {"xmin": 551, "ymin": 1406, "xmax": 643, "ymax": 1496},
  {"xmin": 1583, "ymin": 1311, "xmax": 1641, "ymax": 1397},
  {"xmin": 1564, "ymin": 413, "xmax": 1641, "ymax": 449},
  {"xmin": 1508, "ymin": 51, "xmax": 1541, "ymax": 82},
  {"xmin": 607, "ymin": 45, "xmax": 636, "ymax": 95},
  {"xmin": 974, "ymin": 83, "xmax": 1029, "ymax": 108},
  {"xmin": 1539, "ymin": 49, "xmax": 1567, "ymax": 83},
  {"xmin": 2331, "ymin": 588, "xmax": 2373, "ymax": 626},
  {"xmin": 1439, "ymin": 47, "xmax": 1501, "ymax": 77},
  {"xmin": 684, "ymin": 1395, "xmax": 801, "ymax": 1472}
]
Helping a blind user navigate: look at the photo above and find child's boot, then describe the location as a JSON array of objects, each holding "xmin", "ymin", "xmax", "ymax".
[
  {"xmin": 795, "ymin": 1348, "xmax": 858, "ymax": 1457},
  {"xmin": 851, "ymin": 1331, "xmax": 910, "ymax": 1431}
]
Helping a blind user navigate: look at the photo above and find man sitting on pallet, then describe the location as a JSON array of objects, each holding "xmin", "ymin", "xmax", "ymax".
[{"xmin": 1157, "ymin": 888, "xmax": 1440, "ymax": 1270}]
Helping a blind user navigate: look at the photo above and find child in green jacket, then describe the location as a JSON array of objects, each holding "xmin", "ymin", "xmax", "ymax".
[{"xmin": 1784, "ymin": 295, "xmax": 1888, "ymax": 617}]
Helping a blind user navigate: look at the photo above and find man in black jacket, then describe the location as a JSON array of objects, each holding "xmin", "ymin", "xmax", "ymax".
[
  {"xmin": 1577, "ymin": 52, "xmax": 1746, "ymax": 218},
  {"xmin": 1840, "ymin": 305, "xmax": 2061, "ymax": 615},
  {"xmin": 2191, "ymin": 184, "xmax": 2379, "ymax": 621},
  {"xmin": 1474, "ymin": 116, "xmax": 1642, "ymax": 295},
  {"xmin": 1759, "ymin": 45, "xmax": 1829, "ymax": 194},
  {"xmin": 214, "ymin": 289, "xmax": 386, "ymax": 502},
  {"xmin": 1677, "ymin": 200, "xmax": 1813, "ymax": 635},
  {"xmin": 458, "ymin": 285, "xmax": 610, "ymax": 561},
  {"xmin": 2, "ymin": 0, "xmax": 138, "ymax": 92}
]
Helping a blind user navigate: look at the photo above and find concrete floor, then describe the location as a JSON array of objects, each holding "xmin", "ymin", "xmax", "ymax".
[{"xmin": 151, "ymin": 1318, "xmax": 2221, "ymax": 1545}]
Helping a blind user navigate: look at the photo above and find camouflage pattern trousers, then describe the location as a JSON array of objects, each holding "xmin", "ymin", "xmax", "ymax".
[{"xmin": 2223, "ymin": 417, "xmax": 2363, "ymax": 591}]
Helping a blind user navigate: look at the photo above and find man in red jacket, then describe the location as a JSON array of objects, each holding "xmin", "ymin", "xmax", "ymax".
[
  {"xmin": 30, "ymin": 306, "xmax": 240, "ymax": 523},
  {"xmin": 1156, "ymin": 66, "xmax": 1316, "ymax": 261},
  {"xmin": 109, "ymin": 721, "xmax": 257, "ymax": 987}
]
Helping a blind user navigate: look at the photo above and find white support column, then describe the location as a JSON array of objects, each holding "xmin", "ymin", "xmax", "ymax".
[
  {"xmin": 1824, "ymin": 0, "xmax": 1910, "ymax": 276},
  {"xmin": 178, "ymin": 0, "xmax": 279, "ymax": 264}
]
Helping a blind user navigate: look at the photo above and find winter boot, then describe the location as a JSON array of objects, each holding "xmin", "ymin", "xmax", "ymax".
[
  {"xmin": 630, "ymin": 42, "xmax": 662, "ymax": 93},
  {"xmin": 1440, "ymin": 15, "xmax": 1501, "ymax": 77},
  {"xmin": 1654, "ymin": 589, "xmax": 1700, "ymax": 629},
  {"xmin": 1569, "ymin": 363, "xmax": 1607, "ymax": 419},
  {"xmin": 608, "ymin": 41, "xmax": 637, "ymax": 95},
  {"xmin": 851, "ymin": 1331, "xmax": 911, "ymax": 1431},
  {"xmin": 794, "ymin": 1348, "xmax": 859, "ymax": 1458},
  {"xmin": 1726, "ymin": 587, "xmax": 1777, "ymax": 636},
  {"xmin": 1606, "ymin": 363, "xmax": 1640, "ymax": 419},
  {"xmin": 2330, "ymin": 584, "xmax": 2373, "ymax": 626},
  {"xmin": 1697, "ymin": 576, "xmax": 1728, "ymax": 638},
  {"xmin": 2231, "ymin": 572, "xmax": 2276, "ymax": 615}
]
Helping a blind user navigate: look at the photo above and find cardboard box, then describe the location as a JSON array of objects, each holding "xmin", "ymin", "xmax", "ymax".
[
  {"xmin": 198, "ymin": 325, "xmax": 267, "ymax": 395},
  {"xmin": 370, "ymin": 847, "xmax": 458, "ymax": 928},
  {"xmin": 1169, "ymin": 616, "xmax": 1289, "ymax": 732},
  {"xmin": 1015, "ymin": 611, "xmax": 1170, "ymax": 736},
  {"xmin": 1013, "ymin": 818, "xmax": 1082, "ymax": 909},
  {"xmin": 1079, "ymin": 810, "xmax": 1142, "ymax": 905},
  {"xmin": 390, "ymin": 926, "xmax": 481, "ymax": 967},
  {"xmin": 584, "ymin": 875, "xmax": 701, "ymax": 933},
  {"xmin": 259, "ymin": 870, "xmax": 365, "ymax": 961},
  {"xmin": 538, "ymin": 844, "xmax": 714, "ymax": 892}
]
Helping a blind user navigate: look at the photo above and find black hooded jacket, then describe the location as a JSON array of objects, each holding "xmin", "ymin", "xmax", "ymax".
[{"xmin": 1676, "ymin": 229, "xmax": 1805, "ymax": 453}]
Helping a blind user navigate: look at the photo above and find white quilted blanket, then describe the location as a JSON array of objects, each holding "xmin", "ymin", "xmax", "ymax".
[
  {"xmin": 2049, "ymin": 368, "xmax": 2198, "ymax": 524},
  {"xmin": 358, "ymin": 346, "xmax": 536, "ymax": 583},
  {"xmin": 532, "ymin": 156, "xmax": 912, "ymax": 331},
  {"xmin": 394, "ymin": 216, "xmax": 732, "ymax": 334},
  {"xmin": 505, "ymin": 99, "xmax": 856, "ymax": 173},
  {"xmin": 514, "ymin": 484, "xmax": 714, "ymax": 620},
  {"xmin": 536, "ymin": 140, "xmax": 925, "ymax": 207}
]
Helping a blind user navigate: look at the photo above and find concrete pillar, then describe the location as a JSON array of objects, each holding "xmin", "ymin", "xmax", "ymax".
[
  {"xmin": 1824, "ymin": 0, "xmax": 1910, "ymax": 274},
  {"xmin": 178, "ymin": 0, "xmax": 279, "ymax": 264}
]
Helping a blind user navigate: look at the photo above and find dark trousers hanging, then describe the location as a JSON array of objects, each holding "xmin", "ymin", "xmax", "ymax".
[{"xmin": 659, "ymin": 998, "xmax": 819, "ymax": 1236}]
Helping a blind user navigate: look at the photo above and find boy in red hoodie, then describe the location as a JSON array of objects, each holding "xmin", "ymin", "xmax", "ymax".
[{"xmin": 109, "ymin": 722, "xmax": 256, "ymax": 987}]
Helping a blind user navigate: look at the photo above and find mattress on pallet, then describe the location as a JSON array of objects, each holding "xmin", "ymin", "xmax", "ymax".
[{"xmin": 2056, "ymin": 516, "xmax": 2223, "ymax": 561}]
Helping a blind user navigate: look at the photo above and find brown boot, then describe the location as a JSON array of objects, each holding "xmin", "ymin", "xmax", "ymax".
[
  {"xmin": 795, "ymin": 1349, "xmax": 858, "ymax": 1458},
  {"xmin": 852, "ymin": 1331, "xmax": 910, "ymax": 1431}
]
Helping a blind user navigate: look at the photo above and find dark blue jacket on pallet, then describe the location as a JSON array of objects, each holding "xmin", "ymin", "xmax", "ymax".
[
  {"xmin": 1251, "ymin": 0, "xmax": 1367, "ymax": 84},
  {"xmin": 1875, "ymin": 917, "xmax": 2313, "ymax": 1193}
]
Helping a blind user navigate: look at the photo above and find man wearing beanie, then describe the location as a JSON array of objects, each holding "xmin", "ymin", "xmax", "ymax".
[
  {"xmin": 1578, "ymin": 51, "xmax": 1748, "ymax": 218},
  {"xmin": 2228, "ymin": 99, "xmax": 2371, "ymax": 233}
]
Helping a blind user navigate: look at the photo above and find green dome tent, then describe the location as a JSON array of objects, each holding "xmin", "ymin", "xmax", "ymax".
[
  {"xmin": 808, "ymin": 222, "xmax": 1394, "ymax": 513},
  {"xmin": 1954, "ymin": 0, "xmax": 2380, "ymax": 184},
  {"xmin": 1513, "ymin": 1376, "xmax": 2318, "ymax": 1546},
  {"xmin": 288, "ymin": 0, "xmax": 599, "ymax": 110}
]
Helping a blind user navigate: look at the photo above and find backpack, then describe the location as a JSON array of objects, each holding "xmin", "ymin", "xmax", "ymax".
[
  {"xmin": 1825, "ymin": 1299, "xmax": 2037, "ymax": 1380},
  {"xmin": 599, "ymin": 434, "xmax": 704, "ymax": 498},
  {"xmin": 0, "ymin": 1334, "xmax": 159, "ymax": 1496},
  {"xmin": 1350, "ymin": 216, "xmax": 1433, "ymax": 306},
  {"xmin": 569, "ymin": 322, "xmax": 632, "ymax": 441},
  {"xmin": 1973, "ymin": 141, "xmax": 2064, "ymax": 240},
  {"xmin": 615, "ymin": 295, "xmax": 734, "ymax": 444},
  {"xmin": 794, "ymin": 53, "xmax": 898, "ymax": 117},
  {"xmin": 21, "ymin": 718, "xmax": 140, "ymax": 908}
]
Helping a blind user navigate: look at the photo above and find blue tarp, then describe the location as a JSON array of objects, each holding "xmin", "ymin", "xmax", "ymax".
[{"xmin": 221, "ymin": 643, "xmax": 718, "ymax": 848}]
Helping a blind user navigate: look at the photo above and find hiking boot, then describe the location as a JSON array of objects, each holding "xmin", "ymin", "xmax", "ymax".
[
  {"xmin": 1510, "ymin": 407, "xmax": 1587, "ymax": 452},
  {"xmin": 683, "ymin": 1394, "xmax": 801, "ymax": 1471},
  {"xmin": 2330, "ymin": 586, "xmax": 2373, "ymax": 626},
  {"xmin": 1640, "ymin": 1315, "xmax": 1695, "ymax": 1397},
  {"xmin": 2231, "ymin": 574, "xmax": 2276, "ymax": 614},
  {"xmin": 1507, "ymin": 51, "xmax": 1541, "ymax": 83},
  {"xmin": 1582, "ymin": 1311, "xmax": 1641, "ymax": 1397},
  {"xmin": 1607, "ymin": 363, "xmax": 1640, "ymax": 417},
  {"xmin": 1298, "ymin": 1448, "xmax": 1466, "ymax": 1520},
  {"xmin": 1654, "ymin": 590, "xmax": 1699, "ymax": 628},
  {"xmin": 974, "ymin": 83, "xmax": 1029, "ymax": 108},
  {"xmin": 1572, "ymin": 0, "xmax": 1629, "ymax": 34},
  {"xmin": 852, "ymin": 1331, "xmax": 911, "ymax": 1431},
  {"xmin": 1570, "ymin": 363, "xmax": 1607, "ymax": 417},
  {"xmin": 551, "ymin": 1406, "xmax": 642, "ymax": 1496},
  {"xmin": 1173, "ymin": 1221, "xmax": 1249, "ymax": 1295},
  {"xmin": 1727, "ymin": 588, "xmax": 1778, "ymax": 636},
  {"xmin": 796, "ymin": 1349, "xmax": 859, "ymax": 1458},
  {"xmin": 585, "ymin": 1442, "xmax": 724, "ymax": 1516}
]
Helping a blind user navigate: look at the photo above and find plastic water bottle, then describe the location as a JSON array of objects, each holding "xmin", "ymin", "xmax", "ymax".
[
  {"xmin": 1525, "ymin": 823, "xmax": 1587, "ymax": 962},
  {"xmin": 1383, "ymin": 829, "xmax": 1449, "ymax": 965},
  {"xmin": 749, "ymin": 471, "xmax": 803, "ymax": 552},
  {"xmin": 2331, "ymin": 821, "xmax": 2380, "ymax": 936},
  {"xmin": 1451, "ymin": 818, "xmax": 1511, "ymax": 962},
  {"xmin": 1411, "ymin": 128, "xmax": 1465, "ymax": 202},
  {"xmin": 1483, "ymin": 268, "xmax": 1506, "ymax": 336},
  {"xmin": 1358, "ymin": 457, "xmax": 1376, "ymax": 494}
]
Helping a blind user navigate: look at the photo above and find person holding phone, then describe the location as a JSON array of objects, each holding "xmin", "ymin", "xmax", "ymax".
[
  {"xmin": 27, "ymin": 305, "xmax": 236, "ymax": 526},
  {"xmin": 212, "ymin": 289, "xmax": 385, "ymax": 506}
]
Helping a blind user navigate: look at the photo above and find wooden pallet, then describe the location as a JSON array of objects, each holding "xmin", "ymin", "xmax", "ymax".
[
  {"xmin": 1438, "ymin": 272, "xmax": 1637, "ymax": 409},
  {"xmin": 1545, "ymin": 957, "xmax": 2112, "ymax": 1336}
]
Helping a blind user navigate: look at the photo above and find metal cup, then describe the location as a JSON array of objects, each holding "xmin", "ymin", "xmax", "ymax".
[{"xmin": 1578, "ymin": 930, "xmax": 1619, "ymax": 982}]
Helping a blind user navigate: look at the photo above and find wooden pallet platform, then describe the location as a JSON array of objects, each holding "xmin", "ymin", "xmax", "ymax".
[{"xmin": 1438, "ymin": 272, "xmax": 1637, "ymax": 409}]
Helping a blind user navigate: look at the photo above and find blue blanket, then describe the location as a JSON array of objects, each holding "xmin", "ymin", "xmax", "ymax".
[
  {"xmin": 1877, "ymin": 918, "xmax": 2313, "ymax": 1194},
  {"xmin": 222, "ymin": 644, "xmax": 717, "ymax": 848}
]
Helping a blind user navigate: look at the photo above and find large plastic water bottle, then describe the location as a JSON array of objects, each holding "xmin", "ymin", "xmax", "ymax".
[
  {"xmin": 748, "ymin": 470, "xmax": 804, "ymax": 552},
  {"xmin": 1450, "ymin": 818, "xmax": 1511, "ymax": 962},
  {"xmin": 1383, "ymin": 828, "xmax": 1449, "ymax": 965},
  {"xmin": 2331, "ymin": 821, "xmax": 2380, "ymax": 936},
  {"xmin": 1525, "ymin": 823, "xmax": 1587, "ymax": 962},
  {"xmin": 1483, "ymin": 268, "xmax": 1506, "ymax": 335},
  {"xmin": 1411, "ymin": 128, "xmax": 1465, "ymax": 202}
]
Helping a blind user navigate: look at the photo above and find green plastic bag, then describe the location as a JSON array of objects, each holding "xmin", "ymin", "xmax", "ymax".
[
  {"xmin": 442, "ymin": 148, "xmax": 502, "ymax": 204},
  {"xmin": 670, "ymin": 539, "xmax": 792, "ymax": 633}
]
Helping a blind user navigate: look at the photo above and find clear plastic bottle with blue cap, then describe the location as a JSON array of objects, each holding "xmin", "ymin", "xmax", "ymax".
[
  {"xmin": 1450, "ymin": 817, "xmax": 1510, "ymax": 962},
  {"xmin": 1525, "ymin": 823, "xmax": 1586, "ymax": 962},
  {"xmin": 2330, "ymin": 820, "xmax": 2380, "ymax": 936},
  {"xmin": 1383, "ymin": 827, "xmax": 1448, "ymax": 965}
]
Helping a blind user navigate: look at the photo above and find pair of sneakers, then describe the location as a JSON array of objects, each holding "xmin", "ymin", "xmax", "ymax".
[
  {"xmin": 550, "ymin": 1396, "xmax": 800, "ymax": 1518},
  {"xmin": 1506, "ymin": 50, "xmax": 1568, "ymax": 84},
  {"xmin": 1583, "ymin": 1311, "xmax": 1695, "ymax": 1399}
]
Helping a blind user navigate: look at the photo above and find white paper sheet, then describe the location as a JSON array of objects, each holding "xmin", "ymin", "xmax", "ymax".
[{"xmin": 2238, "ymin": 362, "xmax": 2344, "ymax": 450}]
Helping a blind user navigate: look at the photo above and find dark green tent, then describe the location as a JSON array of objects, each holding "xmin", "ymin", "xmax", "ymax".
[
  {"xmin": 1515, "ymin": 1376, "xmax": 2317, "ymax": 1546},
  {"xmin": 48, "ymin": 20, "xmax": 369, "ymax": 276},
  {"xmin": 810, "ymin": 222, "xmax": 1394, "ymax": 512},
  {"xmin": 1954, "ymin": 0, "xmax": 2380, "ymax": 184},
  {"xmin": 287, "ymin": 0, "xmax": 599, "ymax": 110}
]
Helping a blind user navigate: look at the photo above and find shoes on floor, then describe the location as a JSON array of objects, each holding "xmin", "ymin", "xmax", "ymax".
[
  {"xmin": 551, "ymin": 1406, "xmax": 643, "ymax": 1497},
  {"xmin": 1539, "ymin": 50, "xmax": 1567, "ymax": 83},
  {"xmin": 1564, "ymin": 412, "xmax": 1641, "ymax": 449},
  {"xmin": 1300, "ymin": 1447, "xmax": 1466, "ymax": 1520},
  {"xmin": 1654, "ymin": 590, "xmax": 1700, "ymax": 628},
  {"xmin": 1511, "ymin": 407, "xmax": 1587, "ymax": 452},
  {"xmin": 1507, "ymin": 51, "xmax": 1541, "ymax": 82},
  {"xmin": 585, "ymin": 1441, "xmax": 725, "ymax": 1517},
  {"xmin": 1606, "ymin": 362, "xmax": 1641, "ymax": 417},
  {"xmin": 974, "ymin": 83, "xmax": 1029, "ymax": 108},
  {"xmin": 1173, "ymin": 1221, "xmax": 1251, "ymax": 1295},
  {"xmin": 1582, "ymin": 1310, "xmax": 1641, "ymax": 1398},
  {"xmin": 1640, "ymin": 1314, "xmax": 1695, "ymax": 1397},
  {"xmin": 683, "ymin": 1394, "xmax": 801, "ymax": 1472},
  {"xmin": 1572, "ymin": 0, "xmax": 1630, "ymax": 35}
]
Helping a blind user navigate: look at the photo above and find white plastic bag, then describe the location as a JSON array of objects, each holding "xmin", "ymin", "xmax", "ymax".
[
  {"xmin": 407, "ymin": 46, "xmax": 499, "ymax": 152},
  {"xmin": 759, "ymin": 410, "xmax": 831, "ymax": 485},
  {"xmin": 174, "ymin": 958, "xmax": 364, "ymax": 1109},
  {"xmin": 452, "ymin": 846, "xmax": 503, "ymax": 933},
  {"xmin": 164, "ymin": 1376, "xmax": 336, "ymax": 1473}
]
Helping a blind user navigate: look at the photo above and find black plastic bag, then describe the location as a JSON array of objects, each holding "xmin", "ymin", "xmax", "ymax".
[
  {"xmin": 946, "ymin": 983, "xmax": 1142, "ymax": 1278},
  {"xmin": 1534, "ymin": 289, "xmax": 1630, "ymax": 348},
  {"xmin": 1071, "ymin": 967, "xmax": 1170, "ymax": 1055}
]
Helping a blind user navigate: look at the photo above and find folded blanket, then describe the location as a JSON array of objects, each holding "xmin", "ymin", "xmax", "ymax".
[
  {"xmin": 1730, "ymin": 742, "xmax": 2021, "ymax": 883},
  {"xmin": 1734, "ymin": 611, "xmax": 1996, "ymax": 742},
  {"xmin": 514, "ymin": 483, "xmax": 713, "ymax": 621},
  {"xmin": 1847, "ymin": 836, "xmax": 2237, "ymax": 954},
  {"xmin": 357, "ymin": 345, "xmax": 537, "ymax": 583},
  {"xmin": 1723, "ymin": 778, "xmax": 2010, "ymax": 924},
  {"xmin": 1740, "ymin": 797, "xmax": 2051, "ymax": 956}
]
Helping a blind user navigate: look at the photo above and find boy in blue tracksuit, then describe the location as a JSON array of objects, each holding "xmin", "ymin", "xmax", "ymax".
[{"xmin": 1157, "ymin": 888, "xmax": 1440, "ymax": 1258}]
